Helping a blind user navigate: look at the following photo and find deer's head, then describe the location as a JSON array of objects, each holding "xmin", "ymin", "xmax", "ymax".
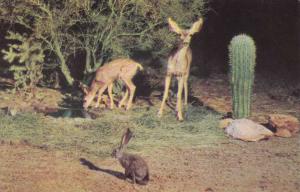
[
  {"xmin": 168, "ymin": 17, "xmax": 204, "ymax": 45},
  {"xmin": 79, "ymin": 82, "xmax": 97, "ymax": 109}
]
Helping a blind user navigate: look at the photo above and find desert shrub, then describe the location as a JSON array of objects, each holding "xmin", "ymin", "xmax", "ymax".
[{"xmin": 1, "ymin": 31, "xmax": 45, "ymax": 96}]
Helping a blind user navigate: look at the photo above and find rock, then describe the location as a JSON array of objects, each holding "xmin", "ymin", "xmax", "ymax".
[
  {"xmin": 219, "ymin": 118, "xmax": 233, "ymax": 129},
  {"xmin": 249, "ymin": 115, "xmax": 269, "ymax": 124},
  {"xmin": 225, "ymin": 119, "xmax": 274, "ymax": 142},
  {"xmin": 268, "ymin": 114, "xmax": 300, "ymax": 137},
  {"xmin": 275, "ymin": 129, "xmax": 292, "ymax": 138}
]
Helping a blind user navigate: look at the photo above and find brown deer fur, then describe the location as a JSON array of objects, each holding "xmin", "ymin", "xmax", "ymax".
[
  {"xmin": 158, "ymin": 18, "xmax": 204, "ymax": 121},
  {"xmin": 82, "ymin": 58, "xmax": 143, "ymax": 110}
]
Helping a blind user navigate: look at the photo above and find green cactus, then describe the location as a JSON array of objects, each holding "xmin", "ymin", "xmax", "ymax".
[{"xmin": 229, "ymin": 34, "xmax": 256, "ymax": 119}]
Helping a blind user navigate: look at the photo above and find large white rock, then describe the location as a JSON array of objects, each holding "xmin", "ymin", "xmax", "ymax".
[{"xmin": 225, "ymin": 119, "xmax": 274, "ymax": 142}]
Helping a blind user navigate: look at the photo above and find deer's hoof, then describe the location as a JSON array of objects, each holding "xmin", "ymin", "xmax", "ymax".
[
  {"xmin": 158, "ymin": 111, "xmax": 163, "ymax": 117},
  {"xmin": 177, "ymin": 117, "xmax": 184, "ymax": 121},
  {"xmin": 177, "ymin": 113, "xmax": 184, "ymax": 121}
]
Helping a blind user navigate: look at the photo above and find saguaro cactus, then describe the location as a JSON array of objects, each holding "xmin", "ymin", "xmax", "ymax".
[{"xmin": 229, "ymin": 34, "xmax": 256, "ymax": 119}]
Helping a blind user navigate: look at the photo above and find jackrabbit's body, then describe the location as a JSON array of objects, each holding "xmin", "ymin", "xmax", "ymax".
[
  {"xmin": 112, "ymin": 129, "xmax": 149, "ymax": 185},
  {"xmin": 117, "ymin": 152, "xmax": 149, "ymax": 185}
]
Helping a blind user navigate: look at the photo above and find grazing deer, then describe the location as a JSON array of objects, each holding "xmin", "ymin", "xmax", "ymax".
[
  {"xmin": 81, "ymin": 58, "xmax": 143, "ymax": 110},
  {"xmin": 158, "ymin": 17, "xmax": 204, "ymax": 121}
]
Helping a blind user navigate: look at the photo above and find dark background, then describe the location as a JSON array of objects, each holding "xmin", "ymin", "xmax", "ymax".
[
  {"xmin": 0, "ymin": 0, "xmax": 299, "ymax": 85},
  {"xmin": 192, "ymin": 0, "xmax": 299, "ymax": 82}
]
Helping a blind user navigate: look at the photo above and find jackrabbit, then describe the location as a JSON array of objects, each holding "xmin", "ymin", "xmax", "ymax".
[{"xmin": 112, "ymin": 128, "xmax": 149, "ymax": 185}]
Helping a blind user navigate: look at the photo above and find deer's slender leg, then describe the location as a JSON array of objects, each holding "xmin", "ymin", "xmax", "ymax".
[
  {"xmin": 177, "ymin": 76, "xmax": 184, "ymax": 121},
  {"xmin": 95, "ymin": 84, "xmax": 108, "ymax": 108},
  {"xmin": 122, "ymin": 79, "xmax": 136, "ymax": 110},
  {"xmin": 107, "ymin": 83, "xmax": 115, "ymax": 109},
  {"xmin": 158, "ymin": 75, "xmax": 172, "ymax": 117},
  {"xmin": 183, "ymin": 75, "xmax": 188, "ymax": 106},
  {"xmin": 118, "ymin": 89, "xmax": 129, "ymax": 108}
]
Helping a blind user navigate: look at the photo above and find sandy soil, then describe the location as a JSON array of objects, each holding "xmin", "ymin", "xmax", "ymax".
[
  {"xmin": 0, "ymin": 76, "xmax": 299, "ymax": 192},
  {"xmin": 191, "ymin": 74, "xmax": 300, "ymax": 120},
  {"xmin": 0, "ymin": 134, "xmax": 299, "ymax": 192}
]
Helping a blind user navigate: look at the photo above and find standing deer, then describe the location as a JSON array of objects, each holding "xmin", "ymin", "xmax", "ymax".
[
  {"xmin": 158, "ymin": 17, "xmax": 204, "ymax": 121},
  {"xmin": 81, "ymin": 58, "xmax": 143, "ymax": 110}
]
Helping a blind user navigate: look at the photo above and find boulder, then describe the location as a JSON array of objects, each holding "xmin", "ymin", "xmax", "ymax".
[
  {"xmin": 225, "ymin": 119, "xmax": 274, "ymax": 142},
  {"xmin": 268, "ymin": 114, "xmax": 300, "ymax": 137},
  {"xmin": 275, "ymin": 129, "xmax": 292, "ymax": 138}
]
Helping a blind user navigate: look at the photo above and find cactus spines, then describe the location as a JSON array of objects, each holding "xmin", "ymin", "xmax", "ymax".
[{"xmin": 229, "ymin": 34, "xmax": 256, "ymax": 119}]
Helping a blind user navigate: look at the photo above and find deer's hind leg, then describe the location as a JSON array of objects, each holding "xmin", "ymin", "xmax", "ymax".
[
  {"xmin": 122, "ymin": 78, "xmax": 136, "ymax": 110},
  {"xmin": 118, "ymin": 89, "xmax": 128, "ymax": 108}
]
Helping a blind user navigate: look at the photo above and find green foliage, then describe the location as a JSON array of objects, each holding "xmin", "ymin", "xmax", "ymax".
[
  {"xmin": 1, "ymin": 31, "xmax": 45, "ymax": 94},
  {"xmin": 77, "ymin": 0, "xmax": 207, "ymax": 75},
  {"xmin": 0, "ymin": 0, "xmax": 86, "ymax": 86},
  {"xmin": 0, "ymin": 0, "xmax": 208, "ymax": 88},
  {"xmin": 229, "ymin": 34, "xmax": 256, "ymax": 119}
]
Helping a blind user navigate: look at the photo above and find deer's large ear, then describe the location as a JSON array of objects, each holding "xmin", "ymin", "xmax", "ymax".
[
  {"xmin": 189, "ymin": 17, "xmax": 204, "ymax": 35},
  {"xmin": 168, "ymin": 18, "xmax": 183, "ymax": 34},
  {"xmin": 79, "ymin": 82, "xmax": 89, "ymax": 95}
]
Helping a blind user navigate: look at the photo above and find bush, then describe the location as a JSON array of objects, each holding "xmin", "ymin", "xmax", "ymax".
[{"xmin": 1, "ymin": 32, "xmax": 45, "ymax": 96}]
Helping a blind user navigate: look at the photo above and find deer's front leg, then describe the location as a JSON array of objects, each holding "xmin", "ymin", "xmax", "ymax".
[
  {"xmin": 183, "ymin": 76, "xmax": 188, "ymax": 106},
  {"xmin": 95, "ymin": 84, "xmax": 108, "ymax": 108},
  {"xmin": 158, "ymin": 75, "xmax": 172, "ymax": 117},
  {"xmin": 108, "ymin": 83, "xmax": 115, "ymax": 109},
  {"xmin": 177, "ymin": 76, "xmax": 184, "ymax": 121}
]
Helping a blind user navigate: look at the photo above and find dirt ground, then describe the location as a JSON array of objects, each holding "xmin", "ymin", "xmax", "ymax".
[
  {"xmin": 0, "ymin": 75, "xmax": 300, "ymax": 192},
  {"xmin": 0, "ymin": 135, "xmax": 299, "ymax": 192},
  {"xmin": 191, "ymin": 74, "xmax": 300, "ymax": 120}
]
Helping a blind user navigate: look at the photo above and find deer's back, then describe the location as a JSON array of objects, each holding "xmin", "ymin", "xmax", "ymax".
[{"xmin": 95, "ymin": 58, "xmax": 140, "ymax": 83}]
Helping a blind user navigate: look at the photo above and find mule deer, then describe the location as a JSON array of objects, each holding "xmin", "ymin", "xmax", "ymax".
[
  {"xmin": 158, "ymin": 17, "xmax": 204, "ymax": 121},
  {"xmin": 81, "ymin": 58, "xmax": 143, "ymax": 110}
]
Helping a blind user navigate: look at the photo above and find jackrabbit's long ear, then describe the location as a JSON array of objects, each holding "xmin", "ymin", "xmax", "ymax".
[
  {"xmin": 168, "ymin": 18, "xmax": 183, "ymax": 34},
  {"xmin": 189, "ymin": 17, "xmax": 204, "ymax": 35},
  {"xmin": 120, "ymin": 128, "xmax": 133, "ymax": 147}
]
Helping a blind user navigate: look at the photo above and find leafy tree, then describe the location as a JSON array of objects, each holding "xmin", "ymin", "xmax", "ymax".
[{"xmin": 0, "ymin": 0, "xmax": 208, "ymax": 88}]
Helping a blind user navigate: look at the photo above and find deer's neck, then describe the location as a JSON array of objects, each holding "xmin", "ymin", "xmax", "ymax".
[{"xmin": 169, "ymin": 42, "xmax": 190, "ymax": 58}]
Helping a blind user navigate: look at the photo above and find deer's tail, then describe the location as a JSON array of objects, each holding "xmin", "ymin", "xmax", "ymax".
[{"xmin": 136, "ymin": 63, "xmax": 144, "ymax": 71}]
